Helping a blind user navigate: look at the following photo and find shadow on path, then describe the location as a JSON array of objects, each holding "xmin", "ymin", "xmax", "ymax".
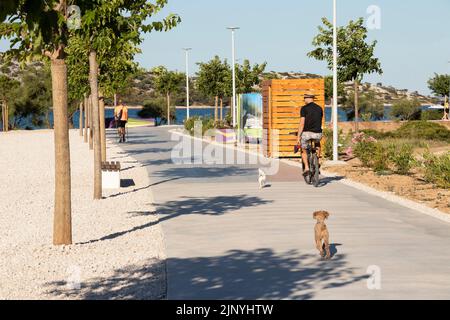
[
  {"xmin": 153, "ymin": 166, "xmax": 257, "ymax": 180},
  {"xmin": 43, "ymin": 249, "xmax": 367, "ymax": 300},
  {"xmin": 44, "ymin": 259, "xmax": 166, "ymax": 300},
  {"xmin": 79, "ymin": 195, "xmax": 271, "ymax": 245},
  {"xmin": 168, "ymin": 248, "xmax": 368, "ymax": 300}
]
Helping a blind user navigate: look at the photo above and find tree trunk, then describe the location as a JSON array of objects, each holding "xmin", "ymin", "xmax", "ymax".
[
  {"xmin": 84, "ymin": 95, "xmax": 88, "ymax": 143},
  {"xmin": 5, "ymin": 102, "xmax": 9, "ymax": 131},
  {"xmin": 1, "ymin": 101, "xmax": 5, "ymax": 132},
  {"xmin": 99, "ymin": 91, "xmax": 106, "ymax": 162},
  {"xmin": 2, "ymin": 101, "xmax": 9, "ymax": 132},
  {"xmin": 214, "ymin": 96, "xmax": 218, "ymax": 121},
  {"xmin": 220, "ymin": 98, "xmax": 223, "ymax": 121},
  {"xmin": 354, "ymin": 80, "xmax": 359, "ymax": 133},
  {"xmin": 45, "ymin": 110, "xmax": 51, "ymax": 129},
  {"xmin": 167, "ymin": 92, "xmax": 171, "ymax": 126},
  {"xmin": 79, "ymin": 101, "xmax": 83, "ymax": 136},
  {"xmin": 89, "ymin": 51, "xmax": 102, "ymax": 200},
  {"xmin": 89, "ymin": 94, "xmax": 93, "ymax": 150},
  {"xmin": 51, "ymin": 58, "xmax": 72, "ymax": 246}
]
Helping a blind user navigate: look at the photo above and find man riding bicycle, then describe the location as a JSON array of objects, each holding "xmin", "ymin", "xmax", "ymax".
[
  {"xmin": 114, "ymin": 99, "xmax": 129, "ymax": 143},
  {"xmin": 296, "ymin": 94, "xmax": 323, "ymax": 177}
]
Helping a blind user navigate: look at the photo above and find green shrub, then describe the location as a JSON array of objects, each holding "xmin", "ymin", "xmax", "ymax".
[
  {"xmin": 184, "ymin": 116, "xmax": 199, "ymax": 134},
  {"xmin": 374, "ymin": 146, "xmax": 390, "ymax": 173},
  {"xmin": 387, "ymin": 143, "xmax": 415, "ymax": 174},
  {"xmin": 138, "ymin": 99, "xmax": 166, "ymax": 125},
  {"xmin": 422, "ymin": 110, "xmax": 445, "ymax": 121},
  {"xmin": 360, "ymin": 129, "xmax": 391, "ymax": 140},
  {"xmin": 353, "ymin": 139, "xmax": 378, "ymax": 167},
  {"xmin": 323, "ymin": 128, "xmax": 347, "ymax": 159},
  {"xmin": 422, "ymin": 152, "xmax": 450, "ymax": 189},
  {"xmin": 184, "ymin": 116, "xmax": 216, "ymax": 136},
  {"xmin": 393, "ymin": 121, "xmax": 450, "ymax": 142}
]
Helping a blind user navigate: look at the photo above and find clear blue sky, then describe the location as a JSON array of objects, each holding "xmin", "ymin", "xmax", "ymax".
[{"xmin": 1, "ymin": 0, "xmax": 449, "ymax": 95}]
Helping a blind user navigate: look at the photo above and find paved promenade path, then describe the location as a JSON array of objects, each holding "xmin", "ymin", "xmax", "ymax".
[{"xmin": 114, "ymin": 126, "xmax": 450, "ymax": 300}]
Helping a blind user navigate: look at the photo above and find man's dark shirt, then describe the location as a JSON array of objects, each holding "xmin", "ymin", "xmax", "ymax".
[{"xmin": 300, "ymin": 102, "xmax": 323, "ymax": 133}]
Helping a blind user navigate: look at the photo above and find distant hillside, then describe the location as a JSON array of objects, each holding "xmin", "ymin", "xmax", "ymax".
[
  {"xmin": 0, "ymin": 58, "xmax": 437, "ymax": 106},
  {"xmin": 345, "ymin": 82, "xmax": 435, "ymax": 105}
]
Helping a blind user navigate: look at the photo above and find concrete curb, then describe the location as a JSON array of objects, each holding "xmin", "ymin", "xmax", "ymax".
[
  {"xmin": 282, "ymin": 158, "xmax": 450, "ymax": 224},
  {"xmin": 168, "ymin": 128, "xmax": 450, "ymax": 224}
]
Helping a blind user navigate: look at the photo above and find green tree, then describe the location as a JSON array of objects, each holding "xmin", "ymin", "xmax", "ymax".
[
  {"xmin": 67, "ymin": 0, "xmax": 180, "ymax": 198},
  {"xmin": 1, "ymin": 0, "xmax": 75, "ymax": 245},
  {"xmin": 152, "ymin": 66, "xmax": 184, "ymax": 125},
  {"xmin": 236, "ymin": 60, "xmax": 267, "ymax": 93},
  {"xmin": 324, "ymin": 75, "xmax": 345, "ymax": 104},
  {"xmin": 196, "ymin": 56, "xmax": 231, "ymax": 121},
  {"xmin": 390, "ymin": 98, "xmax": 422, "ymax": 121},
  {"xmin": 428, "ymin": 73, "xmax": 450, "ymax": 99},
  {"xmin": 343, "ymin": 89, "xmax": 384, "ymax": 121},
  {"xmin": 13, "ymin": 65, "xmax": 52, "ymax": 129},
  {"xmin": 308, "ymin": 17, "xmax": 383, "ymax": 131}
]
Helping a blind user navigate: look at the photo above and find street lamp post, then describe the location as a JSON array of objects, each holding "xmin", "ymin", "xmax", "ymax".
[
  {"xmin": 448, "ymin": 61, "xmax": 450, "ymax": 107},
  {"xmin": 227, "ymin": 27, "xmax": 240, "ymax": 128},
  {"xmin": 183, "ymin": 48, "xmax": 192, "ymax": 120},
  {"xmin": 332, "ymin": 0, "xmax": 339, "ymax": 162}
]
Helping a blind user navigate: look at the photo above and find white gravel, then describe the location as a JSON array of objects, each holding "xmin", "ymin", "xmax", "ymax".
[{"xmin": 0, "ymin": 129, "xmax": 166, "ymax": 300}]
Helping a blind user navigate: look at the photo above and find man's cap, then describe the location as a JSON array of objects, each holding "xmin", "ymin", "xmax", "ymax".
[{"xmin": 304, "ymin": 94, "xmax": 316, "ymax": 99}]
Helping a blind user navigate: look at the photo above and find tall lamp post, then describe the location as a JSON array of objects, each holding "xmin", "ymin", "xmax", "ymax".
[
  {"xmin": 183, "ymin": 48, "xmax": 192, "ymax": 120},
  {"xmin": 447, "ymin": 61, "xmax": 450, "ymax": 107},
  {"xmin": 227, "ymin": 27, "xmax": 240, "ymax": 128},
  {"xmin": 332, "ymin": 0, "xmax": 339, "ymax": 162}
]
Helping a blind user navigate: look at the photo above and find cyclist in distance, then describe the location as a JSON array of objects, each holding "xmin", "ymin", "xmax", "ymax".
[{"xmin": 296, "ymin": 94, "xmax": 324, "ymax": 177}]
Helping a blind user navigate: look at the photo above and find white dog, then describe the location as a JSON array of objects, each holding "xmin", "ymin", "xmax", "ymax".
[{"xmin": 258, "ymin": 169, "xmax": 267, "ymax": 189}]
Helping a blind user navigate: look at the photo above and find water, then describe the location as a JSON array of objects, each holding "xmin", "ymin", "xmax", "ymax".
[{"xmin": 1, "ymin": 106, "xmax": 435, "ymax": 130}]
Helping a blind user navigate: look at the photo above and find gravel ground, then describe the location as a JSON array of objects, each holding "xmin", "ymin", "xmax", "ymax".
[{"xmin": 0, "ymin": 130, "xmax": 166, "ymax": 300}]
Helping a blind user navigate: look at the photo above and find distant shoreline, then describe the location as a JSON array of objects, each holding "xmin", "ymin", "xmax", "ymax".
[{"xmin": 105, "ymin": 106, "xmax": 231, "ymax": 110}]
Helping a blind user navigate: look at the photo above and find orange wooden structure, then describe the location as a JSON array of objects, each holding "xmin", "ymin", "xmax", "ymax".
[{"xmin": 262, "ymin": 78, "xmax": 325, "ymax": 158}]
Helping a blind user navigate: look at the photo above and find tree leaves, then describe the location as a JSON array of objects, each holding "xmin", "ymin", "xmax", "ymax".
[
  {"xmin": 308, "ymin": 17, "xmax": 382, "ymax": 82},
  {"xmin": 428, "ymin": 73, "xmax": 450, "ymax": 98}
]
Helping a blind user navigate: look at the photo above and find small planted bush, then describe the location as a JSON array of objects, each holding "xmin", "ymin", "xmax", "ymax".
[
  {"xmin": 352, "ymin": 133, "xmax": 415, "ymax": 174},
  {"xmin": 422, "ymin": 152, "xmax": 450, "ymax": 189},
  {"xmin": 184, "ymin": 116, "xmax": 217, "ymax": 136},
  {"xmin": 387, "ymin": 143, "xmax": 415, "ymax": 175},
  {"xmin": 352, "ymin": 132, "xmax": 378, "ymax": 167},
  {"xmin": 323, "ymin": 128, "xmax": 348, "ymax": 159},
  {"xmin": 372, "ymin": 144, "xmax": 390, "ymax": 173}
]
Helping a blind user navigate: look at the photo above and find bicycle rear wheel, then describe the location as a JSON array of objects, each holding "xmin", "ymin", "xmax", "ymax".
[{"xmin": 310, "ymin": 154, "xmax": 320, "ymax": 187}]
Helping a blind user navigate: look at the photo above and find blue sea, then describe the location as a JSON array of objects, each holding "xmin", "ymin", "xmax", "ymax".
[{"xmin": 1, "ymin": 106, "xmax": 435, "ymax": 130}]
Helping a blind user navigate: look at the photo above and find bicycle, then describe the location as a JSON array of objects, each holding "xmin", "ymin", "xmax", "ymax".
[
  {"xmin": 302, "ymin": 139, "xmax": 321, "ymax": 187},
  {"xmin": 291, "ymin": 132, "xmax": 321, "ymax": 187}
]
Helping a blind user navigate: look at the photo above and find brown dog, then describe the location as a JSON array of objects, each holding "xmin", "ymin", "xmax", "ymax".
[{"xmin": 313, "ymin": 211, "xmax": 331, "ymax": 259}]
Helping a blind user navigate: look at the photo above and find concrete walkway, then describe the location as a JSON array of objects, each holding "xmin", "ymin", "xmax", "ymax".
[{"xmin": 115, "ymin": 126, "xmax": 450, "ymax": 300}]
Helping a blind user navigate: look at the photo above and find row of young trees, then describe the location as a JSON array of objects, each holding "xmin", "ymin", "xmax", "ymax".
[
  {"xmin": 0, "ymin": 0, "xmax": 180, "ymax": 245},
  {"xmin": 145, "ymin": 57, "xmax": 267, "ymax": 125}
]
